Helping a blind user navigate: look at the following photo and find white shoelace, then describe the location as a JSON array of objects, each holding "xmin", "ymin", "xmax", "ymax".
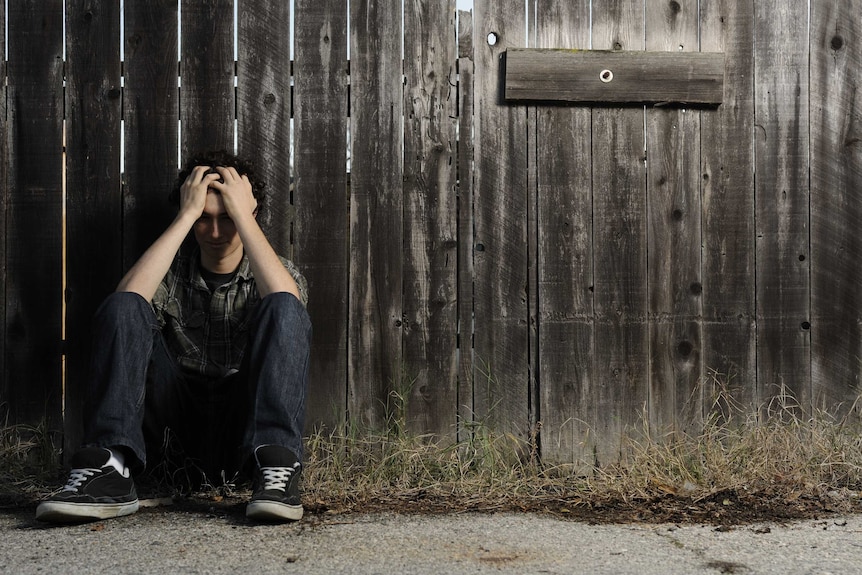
[
  {"xmin": 61, "ymin": 468, "xmax": 99, "ymax": 493},
  {"xmin": 260, "ymin": 463, "xmax": 300, "ymax": 492}
]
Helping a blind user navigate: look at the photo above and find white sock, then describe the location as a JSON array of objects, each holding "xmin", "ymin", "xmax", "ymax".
[{"xmin": 106, "ymin": 448, "xmax": 129, "ymax": 477}]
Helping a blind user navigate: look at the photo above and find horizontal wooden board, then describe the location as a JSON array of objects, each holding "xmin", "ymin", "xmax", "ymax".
[{"xmin": 505, "ymin": 48, "xmax": 724, "ymax": 104}]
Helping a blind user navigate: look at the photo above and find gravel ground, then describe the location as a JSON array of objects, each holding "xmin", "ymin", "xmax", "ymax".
[{"xmin": 3, "ymin": 504, "xmax": 862, "ymax": 574}]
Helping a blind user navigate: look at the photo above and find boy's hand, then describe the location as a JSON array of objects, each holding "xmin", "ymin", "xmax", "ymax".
[
  {"xmin": 210, "ymin": 166, "xmax": 258, "ymax": 222},
  {"xmin": 179, "ymin": 165, "xmax": 220, "ymax": 220}
]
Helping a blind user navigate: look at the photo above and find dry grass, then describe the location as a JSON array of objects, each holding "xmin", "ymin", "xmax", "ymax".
[
  {"xmin": 611, "ymin": 392, "xmax": 862, "ymax": 504},
  {"xmin": 301, "ymin": 386, "xmax": 862, "ymax": 521},
  {"xmin": 4, "ymin": 386, "xmax": 862, "ymax": 523},
  {"xmin": 0, "ymin": 411, "xmax": 61, "ymax": 507}
]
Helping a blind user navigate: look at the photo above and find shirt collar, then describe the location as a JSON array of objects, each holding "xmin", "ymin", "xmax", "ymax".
[{"xmin": 188, "ymin": 247, "xmax": 252, "ymax": 284}]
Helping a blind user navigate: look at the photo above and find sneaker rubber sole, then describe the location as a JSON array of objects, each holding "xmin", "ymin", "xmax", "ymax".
[
  {"xmin": 246, "ymin": 500, "xmax": 303, "ymax": 522},
  {"xmin": 35, "ymin": 499, "xmax": 140, "ymax": 523},
  {"xmin": 138, "ymin": 496, "xmax": 174, "ymax": 508}
]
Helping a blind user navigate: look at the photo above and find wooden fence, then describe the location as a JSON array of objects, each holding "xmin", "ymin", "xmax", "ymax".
[{"xmin": 1, "ymin": 0, "xmax": 861, "ymax": 467}]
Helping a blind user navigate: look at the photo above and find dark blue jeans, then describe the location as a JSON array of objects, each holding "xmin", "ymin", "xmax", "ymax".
[{"xmin": 82, "ymin": 291, "xmax": 311, "ymax": 482}]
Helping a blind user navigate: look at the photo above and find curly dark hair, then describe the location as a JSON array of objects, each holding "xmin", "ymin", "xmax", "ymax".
[{"xmin": 169, "ymin": 149, "xmax": 267, "ymax": 208}]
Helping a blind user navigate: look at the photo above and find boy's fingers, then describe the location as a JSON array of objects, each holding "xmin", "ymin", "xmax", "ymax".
[
  {"xmin": 214, "ymin": 166, "xmax": 242, "ymax": 183},
  {"xmin": 204, "ymin": 172, "xmax": 221, "ymax": 185},
  {"xmin": 183, "ymin": 166, "xmax": 218, "ymax": 190}
]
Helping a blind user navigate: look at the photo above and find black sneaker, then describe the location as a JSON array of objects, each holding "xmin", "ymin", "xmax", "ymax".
[
  {"xmin": 246, "ymin": 445, "xmax": 303, "ymax": 522},
  {"xmin": 35, "ymin": 447, "xmax": 139, "ymax": 523}
]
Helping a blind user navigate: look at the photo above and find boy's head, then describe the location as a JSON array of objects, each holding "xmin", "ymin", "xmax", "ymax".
[{"xmin": 169, "ymin": 150, "xmax": 266, "ymax": 207}]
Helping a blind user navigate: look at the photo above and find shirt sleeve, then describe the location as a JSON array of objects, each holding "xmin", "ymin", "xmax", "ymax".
[
  {"xmin": 280, "ymin": 256, "xmax": 309, "ymax": 306},
  {"xmin": 150, "ymin": 259, "xmax": 178, "ymax": 328}
]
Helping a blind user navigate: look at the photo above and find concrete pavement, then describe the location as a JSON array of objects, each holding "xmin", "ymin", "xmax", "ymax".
[{"xmin": 3, "ymin": 505, "xmax": 861, "ymax": 574}]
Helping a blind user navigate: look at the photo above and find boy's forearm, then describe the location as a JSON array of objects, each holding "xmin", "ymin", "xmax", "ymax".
[
  {"xmin": 234, "ymin": 216, "xmax": 301, "ymax": 299},
  {"xmin": 114, "ymin": 213, "xmax": 197, "ymax": 301}
]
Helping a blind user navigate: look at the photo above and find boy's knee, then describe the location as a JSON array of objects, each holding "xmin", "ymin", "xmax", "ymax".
[
  {"xmin": 253, "ymin": 293, "xmax": 312, "ymax": 343},
  {"xmin": 260, "ymin": 292, "xmax": 310, "ymax": 323},
  {"xmin": 95, "ymin": 291, "xmax": 154, "ymax": 325}
]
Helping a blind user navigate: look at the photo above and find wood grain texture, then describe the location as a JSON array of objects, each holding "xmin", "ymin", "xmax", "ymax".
[
  {"xmin": 4, "ymin": 0, "xmax": 64, "ymax": 427},
  {"xmin": 473, "ymin": 0, "xmax": 530, "ymax": 441},
  {"xmin": 180, "ymin": 0, "xmax": 234, "ymax": 158},
  {"xmin": 505, "ymin": 49, "xmax": 724, "ymax": 104},
  {"xmin": 237, "ymin": 0, "xmax": 291, "ymax": 256},
  {"xmin": 754, "ymin": 0, "xmax": 811, "ymax": 409},
  {"xmin": 294, "ymin": 0, "xmax": 349, "ymax": 431},
  {"xmin": 645, "ymin": 0, "xmax": 703, "ymax": 436},
  {"xmin": 123, "ymin": 0, "xmax": 179, "ymax": 268},
  {"xmin": 64, "ymin": 0, "xmax": 123, "ymax": 456},
  {"xmin": 591, "ymin": 0, "xmax": 648, "ymax": 467},
  {"xmin": 810, "ymin": 0, "xmax": 862, "ymax": 410},
  {"xmin": 402, "ymin": 0, "xmax": 459, "ymax": 439},
  {"xmin": 535, "ymin": 0, "xmax": 595, "ymax": 466},
  {"xmin": 700, "ymin": 0, "xmax": 757, "ymax": 414},
  {"xmin": 348, "ymin": 0, "xmax": 404, "ymax": 430}
]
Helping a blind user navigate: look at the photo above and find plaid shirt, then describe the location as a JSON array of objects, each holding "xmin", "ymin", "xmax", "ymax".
[{"xmin": 152, "ymin": 247, "xmax": 309, "ymax": 380}]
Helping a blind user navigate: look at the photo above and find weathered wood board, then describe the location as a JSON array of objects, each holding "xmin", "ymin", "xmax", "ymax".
[
  {"xmin": 456, "ymin": 10, "xmax": 475, "ymax": 440},
  {"xmin": 402, "ymin": 0, "xmax": 459, "ymax": 439},
  {"xmin": 237, "ymin": 0, "xmax": 292, "ymax": 256},
  {"xmin": 123, "ymin": 0, "xmax": 179, "ymax": 267},
  {"xmin": 4, "ymin": 0, "xmax": 64, "ymax": 427},
  {"xmin": 473, "ymin": 0, "xmax": 531, "ymax": 441},
  {"xmin": 180, "ymin": 0, "xmax": 234, "ymax": 158},
  {"xmin": 590, "ymin": 0, "xmax": 648, "ymax": 466},
  {"xmin": 535, "ymin": 0, "xmax": 595, "ymax": 466},
  {"xmin": 810, "ymin": 0, "xmax": 862, "ymax": 410},
  {"xmin": 699, "ymin": 0, "xmax": 757, "ymax": 414},
  {"xmin": 754, "ymin": 0, "xmax": 811, "ymax": 408},
  {"xmin": 645, "ymin": 0, "xmax": 703, "ymax": 436},
  {"xmin": 0, "ymin": 0, "xmax": 7, "ymax": 426},
  {"xmin": 505, "ymin": 48, "xmax": 724, "ymax": 105},
  {"xmin": 348, "ymin": 0, "xmax": 404, "ymax": 430},
  {"xmin": 64, "ymin": 0, "xmax": 123, "ymax": 455},
  {"xmin": 294, "ymin": 0, "xmax": 349, "ymax": 432}
]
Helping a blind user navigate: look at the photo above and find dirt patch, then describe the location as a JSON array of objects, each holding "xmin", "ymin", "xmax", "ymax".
[
  {"xmin": 5, "ymin": 483, "xmax": 860, "ymax": 530},
  {"xmin": 298, "ymin": 486, "xmax": 862, "ymax": 527}
]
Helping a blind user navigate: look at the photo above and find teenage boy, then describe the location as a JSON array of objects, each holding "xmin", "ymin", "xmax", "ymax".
[{"xmin": 36, "ymin": 150, "xmax": 311, "ymax": 523}]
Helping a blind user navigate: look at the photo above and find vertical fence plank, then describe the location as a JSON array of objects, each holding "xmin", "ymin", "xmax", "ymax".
[
  {"xmin": 645, "ymin": 0, "xmax": 703, "ymax": 436},
  {"xmin": 535, "ymin": 1, "xmax": 594, "ymax": 466},
  {"xmin": 456, "ymin": 10, "xmax": 475, "ymax": 438},
  {"xmin": 237, "ymin": 0, "xmax": 291, "ymax": 256},
  {"xmin": 526, "ymin": 5, "xmax": 540, "ymax": 466},
  {"xmin": 294, "ymin": 0, "xmax": 349, "ymax": 431},
  {"xmin": 180, "ymin": 0, "xmax": 234, "ymax": 158},
  {"xmin": 4, "ymin": 1, "xmax": 64, "ymax": 429},
  {"xmin": 811, "ymin": 0, "xmax": 862, "ymax": 410},
  {"xmin": 473, "ymin": 0, "xmax": 530, "ymax": 442},
  {"xmin": 755, "ymin": 0, "xmax": 811, "ymax": 410},
  {"xmin": 700, "ymin": 0, "xmax": 756, "ymax": 413},
  {"xmin": 65, "ymin": 0, "xmax": 122, "ymax": 455},
  {"xmin": 591, "ymin": 0, "xmax": 647, "ymax": 466},
  {"xmin": 123, "ymin": 0, "xmax": 179, "ymax": 267},
  {"xmin": 0, "ymin": 0, "xmax": 6, "ymax": 421},
  {"xmin": 402, "ymin": 0, "xmax": 459, "ymax": 439},
  {"xmin": 349, "ymin": 0, "xmax": 404, "ymax": 429}
]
